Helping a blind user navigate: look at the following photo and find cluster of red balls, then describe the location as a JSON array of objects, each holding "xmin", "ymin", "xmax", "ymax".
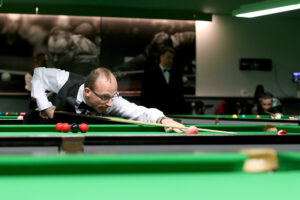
[{"xmin": 55, "ymin": 123, "xmax": 89, "ymax": 133}]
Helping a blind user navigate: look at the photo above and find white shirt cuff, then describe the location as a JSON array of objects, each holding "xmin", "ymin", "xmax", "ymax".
[{"xmin": 36, "ymin": 98, "xmax": 53, "ymax": 111}]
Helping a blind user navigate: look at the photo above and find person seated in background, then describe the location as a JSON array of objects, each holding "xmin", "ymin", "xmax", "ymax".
[
  {"xmin": 256, "ymin": 92, "xmax": 283, "ymax": 117},
  {"xmin": 28, "ymin": 67, "xmax": 185, "ymax": 133}
]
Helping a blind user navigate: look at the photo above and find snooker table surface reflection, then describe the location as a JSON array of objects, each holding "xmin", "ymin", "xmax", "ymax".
[{"xmin": 1, "ymin": 151, "xmax": 300, "ymax": 200}]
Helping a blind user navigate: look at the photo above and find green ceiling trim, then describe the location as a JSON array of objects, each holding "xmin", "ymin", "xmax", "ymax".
[{"xmin": 0, "ymin": 0, "xmax": 212, "ymax": 21}]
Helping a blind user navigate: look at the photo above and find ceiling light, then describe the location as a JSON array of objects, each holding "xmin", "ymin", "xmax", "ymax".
[{"xmin": 233, "ymin": 0, "xmax": 300, "ymax": 18}]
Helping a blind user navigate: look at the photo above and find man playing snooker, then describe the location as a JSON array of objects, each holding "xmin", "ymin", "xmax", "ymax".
[
  {"xmin": 257, "ymin": 92, "xmax": 283, "ymax": 118},
  {"xmin": 31, "ymin": 67, "xmax": 185, "ymax": 133}
]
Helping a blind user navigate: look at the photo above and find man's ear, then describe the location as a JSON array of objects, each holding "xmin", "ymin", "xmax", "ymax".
[{"xmin": 84, "ymin": 87, "xmax": 91, "ymax": 97}]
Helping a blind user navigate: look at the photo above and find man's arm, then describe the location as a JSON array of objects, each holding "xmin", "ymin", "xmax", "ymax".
[
  {"xmin": 106, "ymin": 96, "xmax": 163, "ymax": 122},
  {"xmin": 156, "ymin": 116, "xmax": 185, "ymax": 133},
  {"xmin": 106, "ymin": 96, "xmax": 185, "ymax": 133},
  {"xmin": 31, "ymin": 67, "xmax": 69, "ymax": 118},
  {"xmin": 270, "ymin": 106, "xmax": 283, "ymax": 115}
]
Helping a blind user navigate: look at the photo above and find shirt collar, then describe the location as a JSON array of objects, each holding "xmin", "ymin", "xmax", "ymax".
[
  {"xmin": 77, "ymin": 84, "xmax": 86, "ymax": 105},
  {"xmin": 159, "ymin": 65, "xmax": 169, "ymax": 72}
]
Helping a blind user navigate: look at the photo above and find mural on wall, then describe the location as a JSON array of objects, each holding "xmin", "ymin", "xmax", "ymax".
[
  {"xmin": 101, "ymin": 17, "xmax": 195, "ymax": 93},
  {"xmin": 0, "ymin": 14, "xmax": 195, "ymax": 94},
  {"xmin": 0, "ymin": 14, "xmax": 101, "ymax": 92}
]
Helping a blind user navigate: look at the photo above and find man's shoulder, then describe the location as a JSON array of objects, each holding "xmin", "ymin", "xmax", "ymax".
[{"xmin": 272, "ymin": 98, "xmax": 282, "ymax": 107}]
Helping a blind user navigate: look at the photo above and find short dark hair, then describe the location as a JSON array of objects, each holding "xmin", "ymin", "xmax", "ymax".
[
  {"xmin": 85, "ymin": 67, "xmax": 113, "ymax": 90},
  {"xmin": 260, "ymin": 92, "xmax": 273, "ymax": 100},
  {"xmin": 145, "ymin": 32, "xmax": 173, "ymax": 57},
  {"xmin": 33, "ymin": 53, "xmax": 48, "ymax": 68},
  {"xmin": 159, "ymin": 46, "xmax": 175, "ymax": 56}
]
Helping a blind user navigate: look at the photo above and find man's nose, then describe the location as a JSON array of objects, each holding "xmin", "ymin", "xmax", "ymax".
[{"xmin": 106, "ymin": 98, "xmax": 113, "ymax": 107}]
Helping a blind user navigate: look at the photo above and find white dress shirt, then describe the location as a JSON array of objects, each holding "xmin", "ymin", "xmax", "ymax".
[
  {"xmin": 159, "ymin": 65, "xmax": 170, "ymax": 84},
  {"xmin": 31, "ymin": 67, "xmax": 164, "ymax": 123}
]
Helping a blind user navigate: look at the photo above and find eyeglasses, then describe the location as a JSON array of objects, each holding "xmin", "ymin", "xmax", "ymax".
[{"xmin": 90, "ymin": 88, "xmax": 119, "ymax": 102}]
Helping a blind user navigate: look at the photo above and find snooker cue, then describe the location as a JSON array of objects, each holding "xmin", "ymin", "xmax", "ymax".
[
  {"xmin": 54, "ymin": 110, "xmax": 236, "ymax": 135},
  {"xmin": 264, "ymin": 110, "xmax": 275, "ymax": 115}
]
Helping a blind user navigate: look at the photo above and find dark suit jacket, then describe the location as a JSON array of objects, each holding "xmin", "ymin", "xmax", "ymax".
[{"xmin": 141, "ymin": 65, "xmax": 187, "ymax": 114}]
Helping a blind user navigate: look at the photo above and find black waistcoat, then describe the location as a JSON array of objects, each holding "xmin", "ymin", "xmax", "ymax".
[{"xmin": 54, "ymin": 73, "xmax": 85, "ymax": 112}]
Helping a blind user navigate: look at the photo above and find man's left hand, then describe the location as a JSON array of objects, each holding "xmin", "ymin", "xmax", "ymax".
[{"xmin": 159, "ymin": 117, "xmax": 185, "ymax": 133}]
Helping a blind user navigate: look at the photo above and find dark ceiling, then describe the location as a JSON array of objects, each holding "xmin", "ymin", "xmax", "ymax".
[
  {"xmin": 0, "ymin": 0, "xmax": 299, "ymax": 19},
  {"xmin": 191, "ymin": 0, "xmax": 263, "ymax": 15}
]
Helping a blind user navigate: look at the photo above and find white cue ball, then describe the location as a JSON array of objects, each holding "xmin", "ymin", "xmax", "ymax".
[{"xmin": 275, "ymin": 114, "xmax": 282, "ymax": 119}]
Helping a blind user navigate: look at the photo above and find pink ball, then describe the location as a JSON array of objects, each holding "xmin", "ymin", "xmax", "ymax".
[{"xmin": 186, "ymin": 126, "xmax": 198, "ymax": 135}]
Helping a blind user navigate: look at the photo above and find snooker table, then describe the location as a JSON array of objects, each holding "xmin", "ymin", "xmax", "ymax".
[
  {"xmin": 1, "ymin": 124, "xmax": 300, "ymax": 154},
  {"xmin": 0, "ymin": 116, "xmax": 23, "ymax": 124},
  {"xmin": 1, "ymin": 151, "xmax": 300, "ymax": 200},
  {"xmin": 169, "ymin": 114, "xmax": 300, "ymax": 125}
]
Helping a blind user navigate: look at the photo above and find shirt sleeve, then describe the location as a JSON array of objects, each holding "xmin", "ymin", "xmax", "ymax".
[
  {"xmin": 31, "ymin": 67, "xmax": 69, "ymax": 111},
  {"xmin": 105, "ymin": 96, "xmax": 165, "ymax": 123}
]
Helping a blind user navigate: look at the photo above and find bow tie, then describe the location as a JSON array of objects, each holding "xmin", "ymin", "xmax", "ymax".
[
  {"xmin": 163, "ymin": 69, "xmax": 170, "ymax": 72},
  {"xmin": 78, "ymin": 102, "xmax": 96, "ymax": 115}
]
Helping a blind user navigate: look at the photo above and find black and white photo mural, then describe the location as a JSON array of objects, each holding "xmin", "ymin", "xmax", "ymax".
[{"xmin": 0, "ymin": 14, "xmax": 195, "ymax": 95}]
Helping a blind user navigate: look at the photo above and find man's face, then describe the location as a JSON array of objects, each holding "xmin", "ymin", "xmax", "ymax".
[
  {"xmin": 160, "ymin": 51, "xmax": 174, "ymax": 70},
  {"xmin": 260, "ymin": 98, "xmax": 272, "ymax": 111},
  {"xmin": 84, "ymin": 75, "xmax": 118, "ymax": 114},
  {"xmin": 48, "ymin": 36, "xmax": 71, "ymax": 66}
]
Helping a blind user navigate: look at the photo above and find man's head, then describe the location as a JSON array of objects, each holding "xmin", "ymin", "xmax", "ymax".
[
  {"xmin": 84, "ymin": 68, "xmax": 118, "ymax": 113},
  {"xmin": 159, "ymin": 47, "xmax": 175, "ymax": 70},
  {"xmin": 260, "ymin": 92, "xmax": 273, "ymax": 112},
  {"xmin": 146, "ymin": 32, "xmax": 173, "ymax": 58},
  {"xmin": 48, "ymin": 29, "xmax": 73, "ymax": 67}
]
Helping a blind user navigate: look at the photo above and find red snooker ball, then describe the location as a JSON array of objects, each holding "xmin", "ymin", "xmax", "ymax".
[
  {"xmin": 277, "ymin": 130, "xmax": 287, "ymax": 135},
  {"xmin": 55, "ymin": 123, "xmax": 63, "ymax": 132},
  {"xmin": 61, "ymin": 123, "xmax": 71, "ymax": 133},
  {"xmin": 79, "ymin": 123, "xmax": 89, "ymax": 133},
  {"xmin": 186, "ymin": 126, "xmax": 198, "ymax": 135},
  {"xmin": 20, "ymin": 112, "xmax": 26, "ymax": 116}
]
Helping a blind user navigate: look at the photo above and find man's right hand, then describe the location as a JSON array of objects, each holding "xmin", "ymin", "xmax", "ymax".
[{"xmin": 39, "ymin": 106, "xmax": 56, "ymax": 119}]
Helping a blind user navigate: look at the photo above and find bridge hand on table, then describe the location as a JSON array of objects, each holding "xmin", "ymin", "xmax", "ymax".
[
  {"xmin": 39, "ymin": 106, "xmax": 56, "ymax": 119},
  {"xmin": 160, "ymin": 117, "xmax": 185, "ymax": 133}
]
